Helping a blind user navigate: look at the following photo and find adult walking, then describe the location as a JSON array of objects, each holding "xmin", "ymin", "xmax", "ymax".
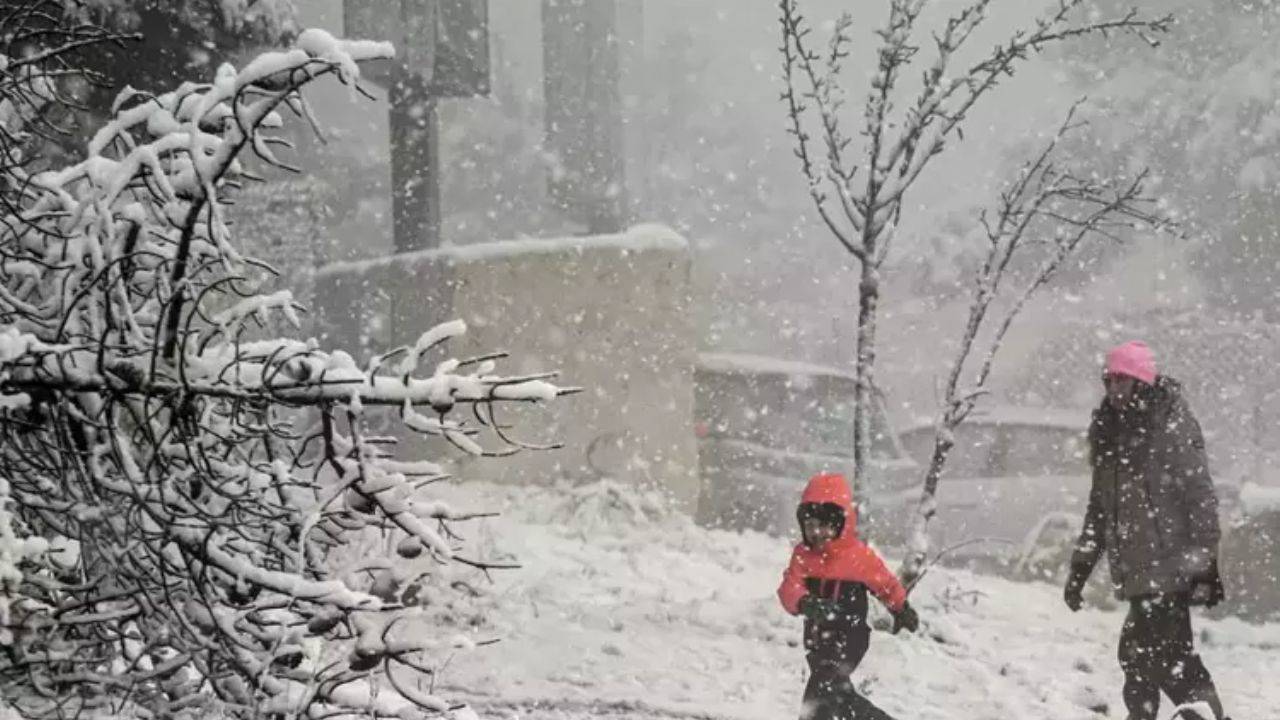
[{"xmin": 1063, "ymin": 341, "xmax": 1229, "ymax": 720}]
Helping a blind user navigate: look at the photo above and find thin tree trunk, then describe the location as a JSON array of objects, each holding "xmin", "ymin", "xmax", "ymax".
[
  {"xmin": 852, "ymin": 261, "xmax": 880, "ymax": 497},
  {"xmin": 901, "ymin": 433, "xmax": 955, "ymax": 588}
]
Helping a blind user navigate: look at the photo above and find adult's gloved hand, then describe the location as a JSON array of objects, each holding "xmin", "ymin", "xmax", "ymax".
[
  {"xmin": 1063, "ymin": 565, "xmax": 1089, "ymax": 612},
  {"xmin": 1189, "ymin": 581, "xmax": 1215, "ymax": 606},
  {"xmin": 798, "ymin": 594, "xmax": 836, "ymax": 622},
  {"xmin": 892, "ymin": 602, "xmax": 919, "ymax": 635},
  {"xmin": 1189, "ymin": 570, "xmax": 1224, "ymax": 609}
]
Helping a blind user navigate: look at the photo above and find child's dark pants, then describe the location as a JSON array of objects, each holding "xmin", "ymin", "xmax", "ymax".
[{"xmin": 802, "ymin": 606, "xmax": 895, "ymax": 720}]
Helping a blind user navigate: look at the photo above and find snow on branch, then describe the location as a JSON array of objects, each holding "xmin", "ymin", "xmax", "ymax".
[
  {"xmin": 898, "ymin": 102, "xmax": 1172, "ymax": 588},
  {"xmin": 878, "ymin": 3, "xmax": 1171, "ymax": 218},
  {"xmin": 779, "ymin": 0, "xmax": 1170, "ymax": 260},
  {"xmin": 0, "ymin": 28, "xmax": 565, "ymax": 720},
  {"xmin": 0, "ymin": 1, "xmax": 138, "ymax": 229},
  {"xmin": 778, "ymin": 0, "xmax": 866, "ymax": 258}
]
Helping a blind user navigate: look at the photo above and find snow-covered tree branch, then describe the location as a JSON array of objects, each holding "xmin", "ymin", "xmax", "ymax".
[
  {"xmin": 897, "ymin": 103, "xmax": 1171, "ymax": 588},
  {"xmin": 0, "ymin": 28, "xmax": 569, "ymax": 720},
  {"xmin": 0, "ymin": 1, "xmax": 137, "ymax": 204},
  {"xmin": 778, "ymin": 0, "xmax": 1169, "ymax": 492}
]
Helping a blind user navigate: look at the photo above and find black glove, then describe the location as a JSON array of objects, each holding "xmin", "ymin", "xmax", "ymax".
[
  {"xmin": 798, "ymin": 594, "xmax": 836, "ymax": 622},
  {"xmin": 1189, "ymin": 581, "xmax": 1214, "ymax": 606},
  {"xmin": 1063, "ymin": 565, "xmax": 1089, "ymax": 612},
  {"xmin": 1189, "ymin": 567, "xmax": 1224, "ymax": 609},
  {"xmin": 892, "ymin": 602, "xmax": 919, "ymax": 634}
]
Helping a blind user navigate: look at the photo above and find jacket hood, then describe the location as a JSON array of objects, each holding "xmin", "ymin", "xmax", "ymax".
[
  {"xmin": 1151, "ymin": 374, "xmax": 1183, "ymax": 401},
  {"xmin": 1098, "ymin": 374, "xmax": 1183, "ymax": 417},
  {"xmin": 799, "ymin": 473, "xmax": 857, "ymax": 540}
]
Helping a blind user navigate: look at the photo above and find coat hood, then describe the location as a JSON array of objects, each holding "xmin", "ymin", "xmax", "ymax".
[
  {"xmin": 799, "ymin": 472, "xmax": 857, "ymax": 541},
  {"xmin": 1097, "ymin": 374, "xmax": 1184, "ymax": 419}
]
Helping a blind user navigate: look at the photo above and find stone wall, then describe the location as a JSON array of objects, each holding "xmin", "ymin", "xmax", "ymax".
[
  {"xmin": 312, "ymin": 225, "xmax": 701, "ymax": 509},
  {"xmin": 230, "ymin": 177, "xmax": 338, "ymax": 333}
]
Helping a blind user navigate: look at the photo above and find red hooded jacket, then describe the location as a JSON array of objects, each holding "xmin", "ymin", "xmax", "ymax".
[{"xmin": 777, "ymin": 473, "xmax": 908, "ymax": 615}]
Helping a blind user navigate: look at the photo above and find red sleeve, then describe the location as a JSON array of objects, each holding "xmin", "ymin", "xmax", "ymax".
[
  {"xmin": 777, "ymin": 548, "xmax": 808, "ymax": 615},
  {"xmin": 853, "ymin": 543, "xmax": 908, "ymax": 613}
]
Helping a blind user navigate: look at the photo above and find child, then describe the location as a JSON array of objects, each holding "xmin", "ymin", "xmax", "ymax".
[{"xmin": 777, "ymin": 472, "xmax": 919, "ymax": 720}]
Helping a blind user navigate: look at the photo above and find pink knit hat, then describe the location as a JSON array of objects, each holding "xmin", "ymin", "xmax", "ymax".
[{"xmin": 1105, "ymin": 341, "xmax": 1157, "ymax": 385}]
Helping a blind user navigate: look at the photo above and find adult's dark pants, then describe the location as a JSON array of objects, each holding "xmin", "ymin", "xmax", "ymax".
[
  {"xmin": 1119, "ymin": 595, "xmax": 1225, "ymax": 720},
  {"xmin": 802, "ymin": 626, "xmax": 895, "ymax": 720}
]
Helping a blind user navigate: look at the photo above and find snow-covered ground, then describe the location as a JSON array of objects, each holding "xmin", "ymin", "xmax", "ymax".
[{"xmin": 421, "ymin": 481, "xmax": 1278, "ymax": 720}]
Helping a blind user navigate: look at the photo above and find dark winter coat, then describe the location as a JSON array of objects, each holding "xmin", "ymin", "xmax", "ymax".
[{"xmin": 1071, "ymin": 376, "xmax": 1223, "ymax": 600}]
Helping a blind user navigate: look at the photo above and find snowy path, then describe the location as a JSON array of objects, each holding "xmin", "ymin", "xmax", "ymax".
[
  {"xmin": 422, "ymin": 481, "xmax": 1278, "ymax": 720},
  {"xmin": 449, "ymin": 697, "xmax": 721, "ymax": 720}
]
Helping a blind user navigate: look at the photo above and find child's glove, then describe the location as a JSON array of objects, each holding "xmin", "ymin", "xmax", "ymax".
[
  {"xmin": 798, "ymin": 594, "xmax": 837, "ymax": 622},
  {"xmin": 891, "ymin": 602, "xmax": 919, "ymax": 634}
]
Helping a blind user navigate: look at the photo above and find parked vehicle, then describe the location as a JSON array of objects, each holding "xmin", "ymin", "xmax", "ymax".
[
  {"xmin": 1217, "ymin": 482, "xmax": 1280, "ymax": 621},
  {"xmin": 894, "ymin": 406, "xmax": 1093, "ymax": 570},
  {"xmin": 692, "ymin": 353, "xmax": 918, "ymax": 540}
]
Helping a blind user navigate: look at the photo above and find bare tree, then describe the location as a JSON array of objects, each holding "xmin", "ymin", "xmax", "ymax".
[
  {"xmin": 897, "ymin": 104, "xmax": 1170, "ymax": 588},
  {"xmin": 0, "ymin": 28, "xmax": 570, "ymax": 720},
  {"xmin": 778, "ymin": 0, "xmax": 1170, "ymax": 493}
]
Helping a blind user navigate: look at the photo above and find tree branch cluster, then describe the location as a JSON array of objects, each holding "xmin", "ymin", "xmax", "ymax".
[
  {"xmin": 898, "ymin": 103, "xmax": 1172, "ymax": 587},
  {"xmin": 1, "ymin": 2, "xmax": 137, "ymax": 201},
  {"xmin": 0, "ymin": 25, "xmax": 567, "ymax": 720},
  {"xmin": 778, "ymin": 0, "xmax": 1170, "ymax": 264}
]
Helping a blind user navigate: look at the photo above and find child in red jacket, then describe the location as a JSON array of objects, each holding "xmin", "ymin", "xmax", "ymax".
[{"xmin": 777, "ymin": 472, "xmax": 919, "ymax": 720}]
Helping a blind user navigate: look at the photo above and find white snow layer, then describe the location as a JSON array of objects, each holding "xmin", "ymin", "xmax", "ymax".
[
  {"xmin": 1240, "ymin": 482, "xmax": 1280, "ymax": 516},
  {"xmin": 315, "ymin": 223, "xmax": 689, "ymax": 280},
  {"xmin": 418, "ymin": 481, "xmax": 1277, "ymax": 720},
  {"xmin": 697, "ymin": 351, "xmax": 856, "ymax": 380}
]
